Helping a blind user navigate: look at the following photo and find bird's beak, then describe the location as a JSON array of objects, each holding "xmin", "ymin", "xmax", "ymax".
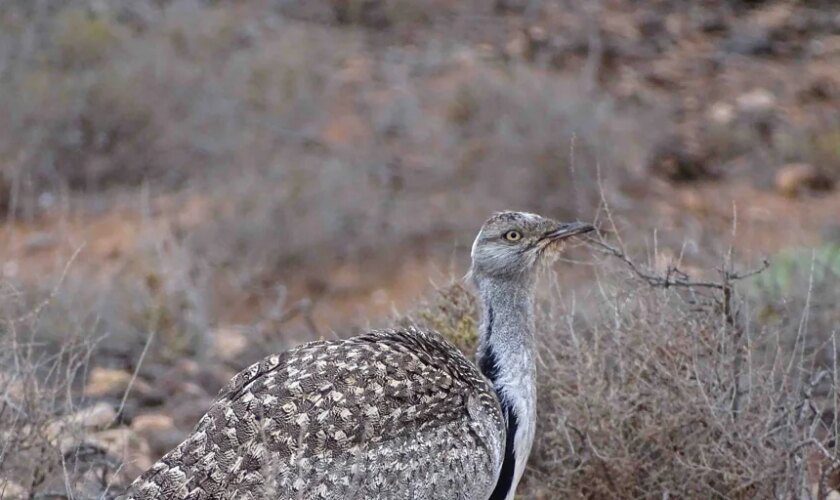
[{"xmin": 542, "ymin": 222, "xmax": 595, "ymax": 241}]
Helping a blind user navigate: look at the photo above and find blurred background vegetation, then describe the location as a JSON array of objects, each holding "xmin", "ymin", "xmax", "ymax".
[{"xmin": 0, "ymin": 0, "xmax": 838, "ymax": 498}]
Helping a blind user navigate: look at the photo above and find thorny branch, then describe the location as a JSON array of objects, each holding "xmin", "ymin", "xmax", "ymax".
[{"xmin": 585, "ymin": 235, "xmax": 770, "ymax": 291}]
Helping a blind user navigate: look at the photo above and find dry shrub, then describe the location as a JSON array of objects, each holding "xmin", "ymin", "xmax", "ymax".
[
  {"xmin": 52, "ymin": 8, "xmax": 124, "ymax": 69},
  {"xmin": 91, "ymin": 234, "xmax": 213, "ymax": 366},
  {"xmin": 524, "ymin": 245, "xmax": 838, "ymax": 498},
  {"xmin": 0, "ymin": 282, "xmax": 113, "ymax": 497},
  {"xmin": 0, "ymin": 2, "xmax": 349, "ymax": 209},
  {"xmin": 1, "ymin": 12, "xmax": 177, "ymax": 200}
]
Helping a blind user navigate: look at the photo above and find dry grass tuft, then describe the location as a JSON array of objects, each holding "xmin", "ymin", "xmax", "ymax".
[{"xmin": 398, "ymin": 282, "xmax": 479, "ymax": 354}]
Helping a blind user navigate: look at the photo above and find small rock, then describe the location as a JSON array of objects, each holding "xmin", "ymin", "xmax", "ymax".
[
  {"xmin": 23, "ymin": 232, "xmax": 56, "ymax": 252},
  {"xmin": 680, "ymin": 189, "xmax": 710, "ymax": 215},
  {"xmin": 212, "ymin": 327, "xmax": 249, "ymax": 362},
  {"xmin": 66, "ymin": 402, "xmax": 117, "ymax": 430},
  {"xmin": 798, "ymin": 75, "xmax": 837, "ymax": 103},
  {"xmin": 775, "ymin": 163, "xmax": 834, "ymax": 197},
  {"xmin": 89, "ymin": 427, "xmax": 152, "ymax": 469},
  {"xmin": 697, "ymin": 11, "xmax": 728, "ymax": 34},
  {"xmin": 47, "ymin": 402, "xmax": 117, "ymax": 448},
  {"xmin": 132, "ymin": 379, "xmax": 166, "ymax": 406},
  {"xmin": 707, "ymin": 102, "xmax": 735, "ymax": 126},
  {"xmin": 84, "ymin": 367, "xmax": 132, "ymax": 398},
  {"xmin": 132, "ymin": 413, "xmax": 185, "ymax": 456},
  {"xmin": 168, "ymin": 395, "xmax": 215, "ymax": 431},
  {"xmin": 736, "ymin": 88, "xmax": 777, "ymax": 116},
  {"xmin": 48, "ymin": 404, "xmax": 117, "ymax": 456},
  {"xmin": 476, "ymin": 43, "xmax": 497, "ymax": 61},
  {"xmin": 526, "ymin": 26, "xmax": 548, "ymax": 46},
  {"xmin": 504, "ymin": 32, "xmax": 528, "ymax": 59},
  {"xmin": 2, "ymin": 261, "xmax": 18, "ymax": 279},
  {"xmin": 132, "ymin": 413, "xmax": 175, "ymax": 433},
  {"xmin": 0, "ymin": 479, "xmax": 26, "ymax": 499},
  {"xmin": 174, "ymin": 358, "xmax": 201, "ymax": 377},
  {"xmin": 722, "ymin": 25, "xmax": 774, "ymax": 55},
  {"xmin": 155, "ymin": 359, "xmax": 221, "ymax": 399},
  {"xmin": 37, "ymin": 191, "xmax": 55, "ymax": 210}
]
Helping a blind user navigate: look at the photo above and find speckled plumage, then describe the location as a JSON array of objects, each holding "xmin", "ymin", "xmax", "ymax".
[{"xmin": 124, "ymin": 328, "xmax": 504, "ymax": 500}]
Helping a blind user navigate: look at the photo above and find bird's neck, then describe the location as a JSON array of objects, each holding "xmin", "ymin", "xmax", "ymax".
[{"xmin": 474, "ymin": 275, "xmax": 537, "ymax": 500}]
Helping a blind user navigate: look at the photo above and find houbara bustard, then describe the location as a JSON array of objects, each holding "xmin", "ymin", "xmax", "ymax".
[{"xmin": 124, "ymin": 211, "xmax": 594, "ymax": 500}]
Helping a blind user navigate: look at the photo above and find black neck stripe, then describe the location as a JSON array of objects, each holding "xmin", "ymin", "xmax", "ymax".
[
  {"xmin": 478, "ymin": 308, "xmax": 518, "ymax": 500},
  {"xmin": 485, "ymin": 305, "xmax": 495, "ymax": 340},
  {"xmin": 478, "ymin": 304, "xmax": 497, "ymax": 383},
  {"xmin": 489, "ymin": 394, "xmax": 518, "ymax": 500}
]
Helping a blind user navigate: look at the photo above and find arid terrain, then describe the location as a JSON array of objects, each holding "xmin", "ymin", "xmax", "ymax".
[{"xmin": 1, "ymin": 0, "xmax": 839, "ymax": 498}]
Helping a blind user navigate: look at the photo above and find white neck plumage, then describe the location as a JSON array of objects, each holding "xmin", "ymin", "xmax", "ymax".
[{"xmin": 473, "ymin": 275, "xmax": 538, "ymax": 500}]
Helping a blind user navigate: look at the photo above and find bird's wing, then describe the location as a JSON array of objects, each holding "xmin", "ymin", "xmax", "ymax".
[{"xmin": 124, "ymin": 329, "xmax": 504, "ymax": 500}]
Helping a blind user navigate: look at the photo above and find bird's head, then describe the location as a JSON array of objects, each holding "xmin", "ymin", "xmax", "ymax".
[{"xmin": 469, "ymin": 211, "xmax": 594, "ymax": 283}]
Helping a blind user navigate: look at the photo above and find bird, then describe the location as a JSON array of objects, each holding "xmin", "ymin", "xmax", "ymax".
[{"xmin": 122, "ymin": 211, "xmax": 594, "ymax": 500}]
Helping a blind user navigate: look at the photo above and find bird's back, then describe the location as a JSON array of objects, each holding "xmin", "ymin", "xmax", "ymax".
[{"xmin": 124, "ymin": 328, "xmax": 504, "ymax": 500}]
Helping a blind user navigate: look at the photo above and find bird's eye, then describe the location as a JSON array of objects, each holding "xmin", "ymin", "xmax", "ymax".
[{"xmin": 503, "ymin": 230, "xmax": 522, "ymax": 242}]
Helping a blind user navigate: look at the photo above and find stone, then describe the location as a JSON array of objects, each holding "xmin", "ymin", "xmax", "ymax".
[
  {"xmin": 66, "ymin": 402, "xmax": 117, "ymax": 429},
  {"xmin": 83, "ymin": 367, "xmax": 132, "ymax": 398},
  {"xmin": 0, "ymin": 479, "xmax": 26, "ymax": 498},
  {"xmin": 707, "ymin": 102, "xmax": 735, "ymax": 126},
  {"xmin": 168, "ymin": 395, "xmax": 215, "ymax": 430},
  {"xmin": 775, "ymin": 163, "xmax": 834, "ymax": 197},
  {"xmin": 736, "ymin": 88, "xmax": 777, "ymax": 116},
  {"xmin": 722, "ymin": 25, "xmax": 774, "ymax": 55},
  {"xmin": 132, "ymin": 413, "xmax": 185, "ymax": 456},
  {"xmin": 23, "ymin": 232, "xmax": 57, "ymax": 252},
  {"xmin": 47, "ymin": 402, "xmax": 117, "ymax": 446},
  {"xmin": 132, "ymin": 413, "xmax": 175, "ymax": 433},
  {"xmin": 212, "ymin": 327, "xmax": 249, "ymax": 361},
  {"xmin": 88, "ymin": 427, "xmax": 152, "ymax": 471},
  {"xmin": 504, "ymin": 32, "xmax": 528, "ymax": 59}
]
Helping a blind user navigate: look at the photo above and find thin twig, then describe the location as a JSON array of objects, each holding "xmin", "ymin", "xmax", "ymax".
[
  {"xmin": 13, "ymin": 244, "xmax": 85, "ymax": 323},
  {"xmin": 585, "ymin": 236, "xmax": 769, "ymax": 291}
]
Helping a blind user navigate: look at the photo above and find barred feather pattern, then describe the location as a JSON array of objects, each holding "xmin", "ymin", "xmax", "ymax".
[{"xmin": 123, "ymin": 328, "xmax": 505, "ymax": 500}]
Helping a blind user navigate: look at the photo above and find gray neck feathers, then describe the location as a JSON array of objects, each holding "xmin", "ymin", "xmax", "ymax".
[
  {"xmin": 473, "ymin": 275, "xmax": 537, "ymax": 500},
  {"xmin": 475, "ymin": 276, "xmax": 536, "ymax": 364}
]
